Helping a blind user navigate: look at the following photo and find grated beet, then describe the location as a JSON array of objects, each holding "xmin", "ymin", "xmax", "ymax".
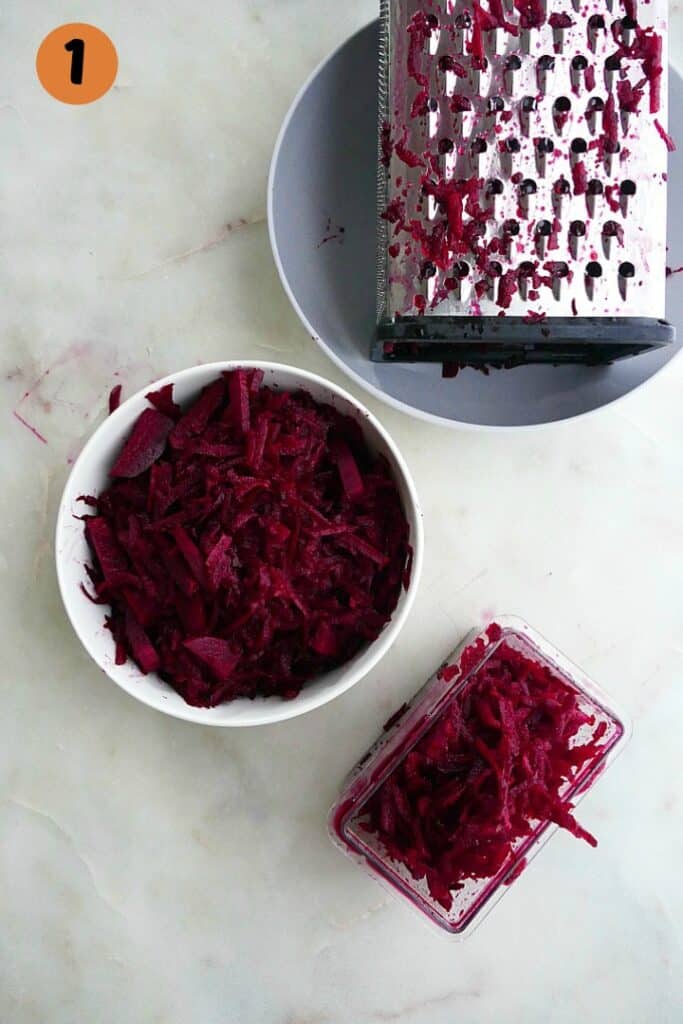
[
  {"xmin": 548, "ymin": 12, "xmax": 572, "ymax": 28},
  {"xmin": 514, "ymin": 0, "xmax": 545, "ymax": 30},
  {"xmin": 146, "ymin": 383, "xmax": 182, "ymax": 421},
  {"xmin": 108, "ymin": 385, "xmax": 122, "ymax": 415},
  {"xmin": 82, "ymin": 371, "xmax": 410, "ymax": 706},
  {"xmin": 123, "ymin": 610, "xmax": 160, "ymax": 674},
  {"xmin": 364, "ymin": 641, "xmax": 607, "ymax": 910},
  {"xmin": 183, "ymin": 636, "xmax": 240, "ymax": 682},
  {"xmin": 571, "ymin": 160, "xmax": 588, "ymax": 196},
  {"xmin": 381, "ymin": 121, "xmax": 394, "ymax": 167},
  {"xmin": 331, "ymin": 438, "xmax": 365, "ymax": 502},
  {"xmin": 655, "ymin": 119, "xmax": 676, "ymax": 152},
  {"xmin": 110, "ymin": 409, "xmax": 174, "ymax": 479}
]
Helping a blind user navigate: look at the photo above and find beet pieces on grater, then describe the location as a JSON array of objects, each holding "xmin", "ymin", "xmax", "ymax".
[{"xmin": 374, "ymin": 0, "xmax": 674, "ymax": 369}]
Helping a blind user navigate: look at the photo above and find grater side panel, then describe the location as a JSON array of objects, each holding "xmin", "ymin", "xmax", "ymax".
[{"xmin": 378, "ymin": 0, "xmax": 670, "ymax": 323}]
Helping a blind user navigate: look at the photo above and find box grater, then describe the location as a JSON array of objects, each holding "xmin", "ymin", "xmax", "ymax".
[{"xmin": 374, "ymin": 0, "xmax": 675, "ymax": 369}]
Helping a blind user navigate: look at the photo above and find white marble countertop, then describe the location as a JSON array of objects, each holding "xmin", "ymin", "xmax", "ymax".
[{"xmin": 3, "ymin": 3, "xmax": 683, "ymax": 1022}]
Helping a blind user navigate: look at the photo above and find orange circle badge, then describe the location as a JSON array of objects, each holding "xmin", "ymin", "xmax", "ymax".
[{"xmin": 36, "ymin": 23, "xmax": 118, "ymax": 104}]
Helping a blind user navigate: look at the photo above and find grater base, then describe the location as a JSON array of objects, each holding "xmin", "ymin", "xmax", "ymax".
[{"xmin": 374, "ymin": 315, "xmax": 674, "ymax": 366}]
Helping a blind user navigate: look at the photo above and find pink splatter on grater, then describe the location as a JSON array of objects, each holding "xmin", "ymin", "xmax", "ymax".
[{"xmin": 374, "ymin": 0, "xmax": 675, "ymax": 369}]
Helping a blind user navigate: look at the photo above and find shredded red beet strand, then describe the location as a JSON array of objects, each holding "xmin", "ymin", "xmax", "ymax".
[
  {"xmin": 514, "ymin": 0, "xmax": 545, "ymax": 29},
  {"xmin": 572, "ymin": 161, "xmax": 588, "ymax": 196},
  {"xmin": 654, "ymin": 119, "xmax": 676, "ymax": 152},
  {"xmin": 110, "ymin": 408, "xmax": 174, "ymax": 479},
  {"xmin": 380, "ymin": 122, "xmax": 394, "ymax": 168},
  {"xmin": 364, "ymin": 642, "xmax": 607, "ymax": 910},
  {"xmin": 146, "ymin": 383, "xmax": 181, "ymax": 421},
  {"xmin": 108, "ymin": 384, "xmax": 122, "ymax": 415},
  {"xmin": 81, "ymin": 371, "xmax": 410, "ymax": 706},
  {"xmin": 548, "ymin": 12, "xmax": 572, "ymax": 28}
]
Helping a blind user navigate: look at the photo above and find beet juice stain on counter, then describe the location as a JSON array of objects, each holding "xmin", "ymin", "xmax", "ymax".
[
  {"xmin": 330, "ymin": 617, "xmax": 630, "ymax": 936},
  {"xmin": 374, "ymin": 0, "xmax": 675, "ymax": 368}
]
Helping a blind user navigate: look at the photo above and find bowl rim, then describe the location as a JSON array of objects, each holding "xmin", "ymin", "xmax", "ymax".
[
  {"xmin": 267, "ymin": 18, "xmax": 681, "ymax": 433},
  {"xmin": 55, "ymin": 360, "xmax": 424, "ymax": 727}
]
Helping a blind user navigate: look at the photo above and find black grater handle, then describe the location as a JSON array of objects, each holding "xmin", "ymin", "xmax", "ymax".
[{"xmin": 374, "ymin": 316, "xmax": 675, "ymax": 368}]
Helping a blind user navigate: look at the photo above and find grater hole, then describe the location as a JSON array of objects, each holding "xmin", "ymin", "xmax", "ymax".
[
  {"xmin": 506, "ymin": 55, "xmax": 522, "ymax": 71},
  {"xmin": 605, "ymin": 55, "xmax": 621, "ymax": 71},
  {"xmin": 619, "ymin": 261, "xmax": 635, "ymax": 278},
  {"xmin": 488, "ymin": 95, "xmax": 505, "ymax": 112},
  {"xmin": 519, "ymin": 261, "xmax": 535, "ymax": 277},
  {"xmin": 536, "ymin": 219, "xmax": 552, "ymax": 236},
  {"xmin": 426, "ymin": 13, "xmax": 438, "ymax": 28},
  {"xmin": 438, "ymin": 138, "xmax": 455, "ymax": 154},
  {"xmin": 548, "ymin": 261, "xmax": 570, "ymax": 278},
  {"xmin": 506, "ymin": 138, "xmax": 521, "ymax": 153},
  {"xmin": 603, "ymin": 220, "xmax": 620, "ymax": 236},
  {"xmin": 487, "ymin": 260, "xmax": 503, "ymax": 277},
  {"xmin": 538, "ymin": 55, "xmax": 556, "ymax": 71},
  {"xmin": 421, "ymin": 260, "xmax": 437, "ymax": 279},
  {"xmin": 587, "ymin": 179, "xmax": 604, "ymax": 195},
  {"xmin": 487, "ymin": 177, "xmax": 505, "ymax": 195},
  {"xmin": 570, "ymin": 220, "xmax": 586, "ymax": 236},
  {"xmin": 571, "ymin": 138, "xmax": 588, "ymax": 154},
  {"xmin": 554, "ymin": 97, "xmax": 571, "ymax": 113},
  {"xmin": 428, "ymin": 98, "xmax": 439, "ymax": 112},
  {"xmin": 605, "ymin": 140, "xmax": 620, "ymax": 155},
  {"xmin": 572, "ymin": 55, "xmax": 588, "ymax": 71},
  {"xmin": 620, "ymin": 16, "xmax": 638, "ymax": 30},
  {"xmin": 520, "ymin": 179, "xmax": 537, "ymax": 195},
  {"xmin": 587, "ymin": 97, "xmax": 605, "ymax": 113},
  {"xmin": 588, "ymin": 14, "xmax": 606, "ymax": 29},
  {"xmin": 553, "ymin": 177, "xmax": 571, "ymax": 195},
  {"xmin": 536, "ymin": 137, "xmax": 555, "ymax": 154},
  {"xmin": 455, "ymin": 12, "xmax": 472, "ymax": 28},
  {"xmin": 471, "ymin": 138, "xmax": 488, "ymax": 155},
  {"xmin": 521, "ymin": 96, "xmax": 537, "ymax": 113},
  {"xmin": 503, "ymin": 218, "xmax": 520, "ymax": 236},
  {"xmin": 620, "ymin": 179, "xmax": 637, "ymax": 195},
  {"xmin": 455, "ymin": 261, "xmax": 470, "ymax": 278},
  {"xmin": 586, "ymin": 261, "xmax": 602, "ymax": 277}
]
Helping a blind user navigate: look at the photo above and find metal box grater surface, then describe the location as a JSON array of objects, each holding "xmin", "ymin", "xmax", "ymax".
[{"xmin": 374, "ymin": 0, "xmax": 675, "ymax": 368}]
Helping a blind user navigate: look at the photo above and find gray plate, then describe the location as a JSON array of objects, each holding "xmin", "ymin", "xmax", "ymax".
[{"xmin": 268, "ymin": 20, "xmax": 683, "ymax": 429}]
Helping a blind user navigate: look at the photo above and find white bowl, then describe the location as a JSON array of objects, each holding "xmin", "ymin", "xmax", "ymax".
[{"xmin": 55, "ymin": 361, "xmax": 424, "ymax": 727}]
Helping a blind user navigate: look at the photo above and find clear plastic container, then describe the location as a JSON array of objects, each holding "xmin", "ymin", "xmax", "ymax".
[{"xmin": 329, "ymin": 616, "xmax": 631, "ymax": 937}]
